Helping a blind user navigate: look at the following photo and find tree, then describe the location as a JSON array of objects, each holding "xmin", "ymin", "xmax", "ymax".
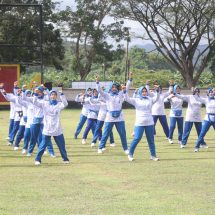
[
  {"xmin": 58, "ymin": 0, "xmax": 126, "ymax": 80},
  {"xmin": 114, "ymin": 0, "xmax": 215, "ymax": 88},
  {"xmin": 0, "ymin": 0, "xmax": 65, "ymax": 70}
]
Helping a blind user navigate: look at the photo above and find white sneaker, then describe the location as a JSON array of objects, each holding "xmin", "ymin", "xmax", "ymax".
[
  {"xmin": 128, "ymin": 155, "xmax": 134, "ymax": 161},
  {"xmin": 14, "ymin": 146, "xmax": 19, "ymax": 151},
  {"xmin": 101, "ymin": 148, "xmax": 106, "ymax": 151},
  {"xmin": 178, "ymin": 140, "xmax": 182, "ymax": 145},
  {"xmin": 82, "ymin": 139, "xmax": 87, "ymax": 144},
  {"xmin": 151, "ymin": 156, "xmax": 159, "ymax": 161},
  {"xmin": 124, "ymin": 150, "xmax": 129, "ymax": 155},
  {"xmin": 110, "ymin": 143, "xmax": 116, "ymax": 147},
  {"xmin": 194, "ymin": 148, "xmax": 199, "ymax": 152},
  {"xmin": 200, "ymin": 144, "xmax": 208, "ymax": 149},
  {"xmin": 91, "ymin": 143, "xmax": 96, "ymax": 148},
  {"xmin": 6, "ymin": 137, "xmax": 9, "ymax": 140},
  {"xmin": 35, "ymin": 161, "xmax": 41, "ymax": 166},
  {"xmin": 168, "ymin": 139, "xmax": 173, "ymax": 144},
  {"xmin": 44, "ymin": 151, "xmax": 47, "ymax": 155},
  {"xmin": 63, "ymin": 161, "xmax": 70, "ymax": 164},
  {"xmin": 97, "ymin": 149, "xmax": 103, "ymax": 154},
  {"xmin": 50, "ymin": 154, "xmax": 56, "ymax": 158},
  {"xmin": 26, "ymin": 153, "xmax": 32, "ymax": 157},
  {"xmin": 180, "ymin": 144, "xmax": 185, "ymax": 148},
  {"xmin": 22, "ymin": 149, "xmax": 27, "ymax": 154}
]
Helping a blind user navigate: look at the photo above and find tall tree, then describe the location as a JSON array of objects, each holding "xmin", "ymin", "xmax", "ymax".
[
  {"xmin": 58, "ymin": 0, "xmax": 126, "ymax": 80},
  {"xmin": 0, "ymin": 0, "xmax": 65, "ymax": 69},
  {"xmin": 114, "ymin": 0, "xmax": 215, "ymax": 88}
]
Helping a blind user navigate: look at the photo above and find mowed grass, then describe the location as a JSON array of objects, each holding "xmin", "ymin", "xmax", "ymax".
[{"xmin": 0, "ymin": 109, "xmax": 215, "ymax": 215}]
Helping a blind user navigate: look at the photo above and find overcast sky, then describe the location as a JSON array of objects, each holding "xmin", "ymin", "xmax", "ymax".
[{"xmin": 54, "ymin": 0, "xmax": 149, "ymax": 47}]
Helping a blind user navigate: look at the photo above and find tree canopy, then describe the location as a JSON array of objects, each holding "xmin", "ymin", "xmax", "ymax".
[{"xmin": 113, "ymin": 0, "xmax": 215, "ymax": 87}]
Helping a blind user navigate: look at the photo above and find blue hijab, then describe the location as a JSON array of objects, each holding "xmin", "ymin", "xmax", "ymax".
[
  {"xmin": 173, "ymin": 85, "xmax": 180, "ymax": 94},
  {"xmin": 109, "ymin": 82, "xmax": 120, "ymax": 96},
  {"xmin": 24, "ymin": 90, "xmax": 32, "ymax": 96},
  {"xmin": 137, "ymin": 86, "xmax": 148, "ymax": 99},
  {"xmin": 49, "ymin": 90, "xmax": 58, "ymax": 105},
  {"xmin": 208, "ymin": 88, "xmax": 214, "ymax": 99}
]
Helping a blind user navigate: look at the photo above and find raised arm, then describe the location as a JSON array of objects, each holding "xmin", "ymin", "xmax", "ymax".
[
  {"xmin": 32, "ymin": 96, "xmax": 44, "ymax": 109},
  {"xmin": 125, "ymin": 72, "xmax": 133, "ymax": 91},
  {"xmin": 152, "ymin": 92, "xmax": 160, "ymax": 104},
  {"xmin": 17, "ymin": 96, "xmax": 28, "ymax": 108},
  {"xmin": 96, "ymin": 75, "xmax": 108, "ymax": 99},
  {"xmin": 193, "ymin": 95, "xmax": 207, "ymax": 104},
  {"xmin": 58, "ymin": 93, "xmax": 68, "ymax": 110},
  {"xmin": 174, "ymin": 93, "xmax": 189, "ymax": 102},
  {"xmin": 123, "ymin": 92, "xmax": 136, "ymax": 106}
]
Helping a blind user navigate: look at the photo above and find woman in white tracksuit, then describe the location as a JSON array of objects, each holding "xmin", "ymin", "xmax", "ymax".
[
  {"xmin": 96, "ymin": 76, "xmax": 129, "ymax": 155},
  {"xmin": 90, "ymin": 96, "xmax": 115, "ymax": 148},
  {"xmin": 124, "ymin": 83, "xmax": 159, "ymax": 161},
  {"xmin": 74, "ymin": 88, "xmax": 92, "ymax": 139},
  {"xmin": 81, "ymin": 89, "xmax": 100, "ymax": 144},
  {"xmin": 22, "ymin": 86, "xmax": 55, "ymax": 157},
  {"xmin": 151, "ymin": 85, "xmax": 170, "ymax": 139},
  {"xmin": 174, "ymin": 87, "xmax": 207, "ymax": 148},
  {"xmin": 194, "ymin": 88, "xmax": 215, "ymax": 152},
  {"xmin": 17, "ymin": 91, "xmax": 34, "ymax": 154},
  {"xmin": 33, "ymin": 90, "xmax": 70, "ymax": 165},
  {"xmin": 167, "ymin": 85, "xmax": 184, "ymax": 144}
]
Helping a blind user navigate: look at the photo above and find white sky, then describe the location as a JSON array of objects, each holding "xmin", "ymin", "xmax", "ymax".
[{"xmin": 54, "ymin": 0, "xmax": 149, "ymax": 47}]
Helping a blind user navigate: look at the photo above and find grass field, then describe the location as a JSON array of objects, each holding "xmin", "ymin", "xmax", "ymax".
[{"xmin": 0, "ymin": 109, "xmax": 214, "ymax": 215}]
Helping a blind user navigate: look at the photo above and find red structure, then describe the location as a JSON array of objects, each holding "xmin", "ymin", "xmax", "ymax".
[{"xmin": 0, "ymin": 64, "xmax": 20, "ymax": 104}]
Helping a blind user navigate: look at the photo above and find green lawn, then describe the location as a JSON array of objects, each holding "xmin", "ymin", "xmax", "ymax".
[{"xmin": 0, "ymin": 109, "xmax": 214, "ymax": 215}]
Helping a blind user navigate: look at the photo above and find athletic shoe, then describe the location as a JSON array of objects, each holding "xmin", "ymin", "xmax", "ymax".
[
  {"xmin": 7, "ymin": 141, "xmax": 12, "ymax": 146},
  {"xmin": 110, "ymin": 143, "xmax": 116, "ymax": 147},
  {"xmin": 124, "ymin": 150, "xmax": 129, "ymax": 155},
  {"xmin": 82, "ymin": 139, "xmax": 87, "ymax": 144},
  {"xmin": 101, "ymin": 148, "xmax": 106, "ymax": 151},
  {"xmin": 44, "ymin": 151, "xmax": 47, "ymax": 155},
  {"xmin": 180, "ymin": 144, "xmax": 185, "ymax": 148},
  {"xmin": 35, "ymin": 161, "xmax": 41, "ymax": 166},
  {"xmin": 97, "ymin": 149, "xmax": 103, "ymax": 154},
  {"xmin": 14, "ymin": 146, "xmax": 19, "ymax": 151},
  {"xmin": 178, "ymin": 140, "xmax": 182, "ymax": 145},
  {"xmin": 200, "ymin": 144, "xmax": 208, "ymax": 149},
  {"xmin": 91, "ymin": 143, "xmax": 96, "ymax": 148},
  {"xmin": 168, "ymin": 139, "xmax": 173, "ymax": 144},
  {"xmin": 26, "ymin": 153, "xmax": 32, "ymax": 157},
  {"xmin": 128, "ymin": 155, "xmax": 134, "ymax": 161},
  {"xmin": 194, "ymin": 148, "xmax": 199, "ymax": 152},
  {"xmin": 6, "ymin": 137, "xmax": 9, "ymax": 140},
  {"xmin": 151, "ymin": 156, "xmax": 159, "ymax": 161},
  {"xmin": 74, "ymin": 134, "xmax": 77, "ymax": 139},
  {"xmin": 63, "ymin": 161, "xmax": 70, "ymax": 164},
  {"xmin": 50, "ymin": 154, "xmax": 56, "ymax": 158},
  {"xmin": 22, "ymin": 149, "xmax": 27, "ymax": 154}
]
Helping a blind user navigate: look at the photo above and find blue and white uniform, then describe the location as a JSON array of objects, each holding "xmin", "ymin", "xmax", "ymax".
[
  {"xmin": 151, "ymin": 89, "xmax": 170, "ymax": 138},
  {"xmin": 33, "ymin": 92, "xmax": 69, "ymax": 164},
  {"xmin": 74, "ymin": 93, "xmax": 89, "ymax": 138},
  {"xmin": 82, "ymin": 95, "xmax": 100, "ymax": 142},
  {"xmin": 167, "ymin": 85, "xmax": 184, "ymax": 143},
  {"xmin": 124, "ymin": 86, "xmax": 159, "ymax": 160},
  {"xmin": 91, "ymin": 97, "xmax": 115, "ymax": 145},
  {"xmin": 194, "ymin": 90, "xmax": 215, "ymax": 150},
  {"xmin": 22, "ymin": 87, "xmax": 55, "ymax": 156},
  {"xmin": 96, "ymin": 82, "xmax": 128, "ymax": 153},
  {"xmin": 175, "ymin": 92, "xmax": 206, "ymax": 147},
  {"xmin": 17, "ymin": 91, "xmax": 34, "ymax": 152},
  {"xmin": 1, "ymin": 92, "xmax": 22, "ymax": 145}
]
